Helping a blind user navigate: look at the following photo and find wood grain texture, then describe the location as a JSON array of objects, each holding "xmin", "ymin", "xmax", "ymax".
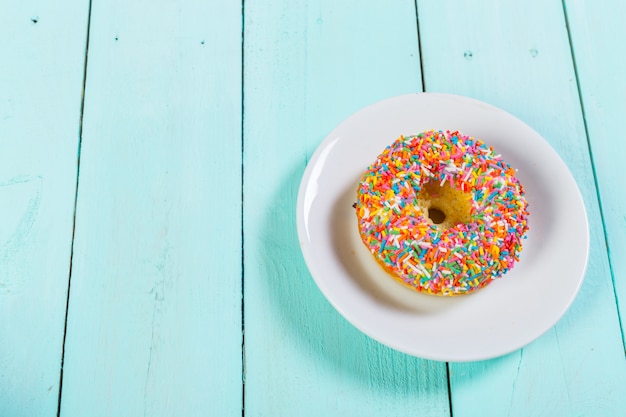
[
  {"xmin": 5, "ymin": 0, "xmax": 625, "ymax": 415},
  {"xmin": 0, "ymin": 1, "xmax": 88, "ymax": 415},
  {"xmin": 564, "ymin": 0, "xmax": 626, "ymax": 345},
  {"xmin": 416, "ymin": 0, "xmax": 626, "ymax": 415},
  {"xmin": 58, "ymin": 1, "xmax": 243, "ymax": 416},
  {"xmin": 243, "ymin": 1, "xmax": 449, "ymax": 416}
]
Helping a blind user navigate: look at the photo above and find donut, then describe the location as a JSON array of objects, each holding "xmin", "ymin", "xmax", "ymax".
[{"xmin": 355, "ymin": 130, "xmax": 529, "ymax": 296}]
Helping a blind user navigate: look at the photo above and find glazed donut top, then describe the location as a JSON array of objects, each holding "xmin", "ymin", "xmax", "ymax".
[{"xmin": 355, "ymin": 130, "xmax": 530, "ymax": 295}]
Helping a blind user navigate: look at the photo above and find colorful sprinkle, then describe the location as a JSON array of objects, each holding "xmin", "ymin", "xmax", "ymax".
[{"xmin": 355, "ymin": 130, "xmax": 530, "ymax": 296}]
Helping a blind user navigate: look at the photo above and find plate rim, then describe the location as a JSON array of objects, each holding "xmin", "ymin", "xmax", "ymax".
[{"xmin": 296, "ymin": 92, "xmax": 590, "ymax": 362}]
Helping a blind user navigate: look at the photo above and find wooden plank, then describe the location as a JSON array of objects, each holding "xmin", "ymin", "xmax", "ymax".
[
  {"xmin": 58, "ymin": 0, "xmax": 243, "ymax": 416},
  {"xmin": 0, "ymin": 1, "xmax": 88, "ymax": 415},
  {"xmin": 243, "ymin": 1, "xmax": 450, "ymax": 416},
  {"xmin": 564, "ymin": 0, "xmax": 626, "ymax": 345},
  {"xmin": 416, "ymin": 0, "xmax": 626, "ymax": 415}
]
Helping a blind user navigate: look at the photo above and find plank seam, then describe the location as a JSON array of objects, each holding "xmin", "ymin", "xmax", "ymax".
[
  {"xmin": 56, "ymin": 0, "xmax": 94, "ymax": 415},
  {"xmin": 561, "ymin": 0, "xmax": 626, "ymax": 352},
  {"xmin": 241, "ymin": 1, "xmax": 247, "ymax": 416},
  {"xmin": 414, "ymin": 0, "xmax": 426, "ymax": 92},
  {"xmin": 445, "ymin": 363, "xmax": 453, "ymax": 417}
]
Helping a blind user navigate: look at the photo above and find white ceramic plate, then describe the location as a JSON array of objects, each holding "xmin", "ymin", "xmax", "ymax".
[{"xmin": 296, "ymin": 93, "xmax": 589, "ymax": 362}]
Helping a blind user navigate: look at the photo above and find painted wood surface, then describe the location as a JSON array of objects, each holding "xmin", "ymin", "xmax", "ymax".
[
  {"xmin": 243, "ymin": 1, "xmax": 450, "ymax": 416},
  {"xmin": 58, "ymin": 0, "xmax": 243, "ymax": 416},
  {"xmin": 0, "ymin": 1, "xmax": 88, "ymax": 415},
  {"xmin": 416, "ymin": 0, "xmax": 626, "ymax": 415},
  {"xmin": 2, "ymin": 0, "xmax": 625, "ymax": 416},
  {"xmin": 564, "ymin": 0, "xmax": 626, "ymax": 345}
]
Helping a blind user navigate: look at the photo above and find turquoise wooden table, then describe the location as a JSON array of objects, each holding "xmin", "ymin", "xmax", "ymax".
[{"xmin": 2, "ymin": 0, "xmax": 625, "ymax": 416}]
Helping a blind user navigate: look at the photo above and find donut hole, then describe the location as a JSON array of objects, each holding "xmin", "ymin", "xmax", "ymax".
[
  {"xmin": 428, "ymin": 207, "xmax": 446, "ymax": 224},
  {"xmin": 418, "ymin": 179, "xmax": 472, "ymax": 230}
]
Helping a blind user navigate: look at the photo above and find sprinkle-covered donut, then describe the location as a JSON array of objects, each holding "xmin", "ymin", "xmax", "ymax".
[{"xmin": 355, "ymin": 130, "xmax": 529, "ymax": 296}]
